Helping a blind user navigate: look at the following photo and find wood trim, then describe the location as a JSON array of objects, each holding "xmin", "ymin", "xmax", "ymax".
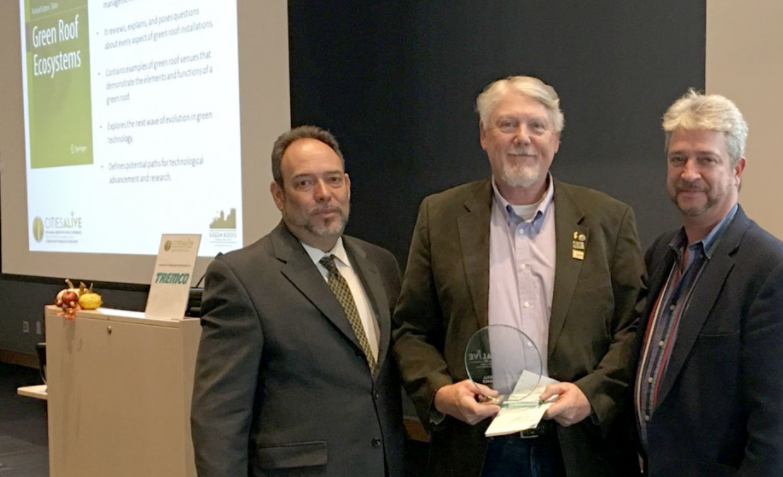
[{"xmin": 0, "ymin": 349, "xmax": 39, "ymax": 368}]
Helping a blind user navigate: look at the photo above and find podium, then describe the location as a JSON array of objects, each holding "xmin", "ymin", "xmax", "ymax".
[{"xmin": 45, "ymin": 306, "xmax": 201, "ymax": 477}]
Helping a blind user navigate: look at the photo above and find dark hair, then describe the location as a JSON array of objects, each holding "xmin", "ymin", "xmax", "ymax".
[{"xmin": 271, "ymin": 126, "xmax": 345, "ymax": 185}]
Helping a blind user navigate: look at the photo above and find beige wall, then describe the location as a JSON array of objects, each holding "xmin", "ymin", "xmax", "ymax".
[{"xmin": 707, "ymin": 1, "xmax": 783, "ymax": 239}]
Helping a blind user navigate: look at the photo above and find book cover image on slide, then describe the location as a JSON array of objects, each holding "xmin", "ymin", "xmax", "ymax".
[{"xmin": 25, "ymin": 0, "xmax": 93, "ymax": 169}]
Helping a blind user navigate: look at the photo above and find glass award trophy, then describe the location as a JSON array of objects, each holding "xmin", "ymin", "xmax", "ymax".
[{"xmin": 464, "ymin": 324, "xmax": 542, "ymax": 407}]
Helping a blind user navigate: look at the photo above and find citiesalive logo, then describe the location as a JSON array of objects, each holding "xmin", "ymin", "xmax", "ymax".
[
  {"xmin": 30, "ymin": 212, "xmax": 83, "ymax": 245},
  {"xmin": 32, "ymin": 217, "xmax": 44, "ymax": 243}
]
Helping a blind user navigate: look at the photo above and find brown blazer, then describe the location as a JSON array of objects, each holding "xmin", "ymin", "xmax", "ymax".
[{"xmin": 393, "ymin": 178, "xmax": 644, "ymax": 477}]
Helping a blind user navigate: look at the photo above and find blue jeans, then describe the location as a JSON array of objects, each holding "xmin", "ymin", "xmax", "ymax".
[{"xmin": 482, "ymin": 434, "xmax": 567, "ymax": 477}]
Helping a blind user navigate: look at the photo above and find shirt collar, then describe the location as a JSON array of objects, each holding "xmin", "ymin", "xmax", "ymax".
[
  {"xmin": 669, "ymin": 203, "xmax": 738, "ymax": 261},
  {"xmin": 300, "ymin": 237, "xmax": 351, "ymax": 268},
  {"xmin": 491, "ymin": 173, "xmax": 555, "ymax": 233}
]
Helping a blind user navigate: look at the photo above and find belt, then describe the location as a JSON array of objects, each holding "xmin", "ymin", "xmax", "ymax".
[
  {"xmin": 519, "ymin": 419, "xmax": 558, "ymax": 439},
  {"xmin": 489, "ymin": 419, "xmax": 557, "ymax": 440}
]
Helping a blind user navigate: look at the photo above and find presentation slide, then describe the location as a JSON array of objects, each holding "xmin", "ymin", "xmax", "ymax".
[
  {"xmin": 0, "ymin": 0, "xmax": 289, "ymax": 284},
  {"xmin": 21, "ymin": 0, "xmax": 241, "ymax": 257}
]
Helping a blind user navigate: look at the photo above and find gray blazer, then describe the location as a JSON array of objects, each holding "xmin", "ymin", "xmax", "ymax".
[{"xmin": 191, "ymin": 222, "xmax": 405, "ymax": 477}]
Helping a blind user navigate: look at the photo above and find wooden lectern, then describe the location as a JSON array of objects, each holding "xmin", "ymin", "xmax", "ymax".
[{"xmin": 45, "ymin": 306, "xmax": 201, "ymax": 477}]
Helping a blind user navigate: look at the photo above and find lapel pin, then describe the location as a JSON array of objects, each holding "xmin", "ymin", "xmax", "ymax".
[{"xmin": 572, "ymin": 231, "xmax": 586, "ymax": 260}]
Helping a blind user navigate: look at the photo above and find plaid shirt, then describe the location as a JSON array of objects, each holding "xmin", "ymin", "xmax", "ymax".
[{"xmin": 635, "ymin": 204, "xmax": 737, "ymax": 449}]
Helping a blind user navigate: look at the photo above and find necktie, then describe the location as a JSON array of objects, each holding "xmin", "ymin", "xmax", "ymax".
[{"xmin": 319, "ymin": 254, "xmax": 377, "ymax": 373}]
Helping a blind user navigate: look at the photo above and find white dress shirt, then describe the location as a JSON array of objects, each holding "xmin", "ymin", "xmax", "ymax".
[{"xmin": 301, "ymin": 238, "xmax": 380, "ymax": 359}]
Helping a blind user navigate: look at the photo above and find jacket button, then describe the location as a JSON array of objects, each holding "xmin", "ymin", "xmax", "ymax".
[
  {"xmin": 374, "ymin": 392, "xmax": 380, "ymax": 400},
  {"xmin": 371, "ymin": 438, "xmax": 382, "ymax": 448}
]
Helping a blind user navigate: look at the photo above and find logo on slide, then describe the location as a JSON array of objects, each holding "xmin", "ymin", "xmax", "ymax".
[
  {"xmin": 164, "ymin": 240, "xmax": 172, "ymax": 251},
  {"xmin": 32, "ymin": 217, "xmax": 44, "ymax": 243},
  {"xmin": 209, "ymin": 208, "xmax": 237, "ymax": 229}
]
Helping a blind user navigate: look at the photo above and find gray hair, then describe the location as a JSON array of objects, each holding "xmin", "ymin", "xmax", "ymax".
[
  {"xmin": 271, "ymin": 125, "xmax": 345, "ymax": 185},
  {"xmin": 475, "ymin": 76, "xmax": 565, "ymax": 133},
  {"xmin": 663, "ymin": 89, "xmax": 748, "ymax": 165}
]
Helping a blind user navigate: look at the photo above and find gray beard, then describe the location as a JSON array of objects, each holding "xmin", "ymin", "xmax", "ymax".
[
  {"xmin": 305, "ymin": 213, "xmax": 349, "ymax": 237},
  {"xmin": 501, "ymin": 164, "xmax": 540, "ymax": 188}
]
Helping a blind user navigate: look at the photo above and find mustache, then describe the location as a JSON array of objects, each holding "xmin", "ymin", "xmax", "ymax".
[
  {"xmin": 675, "ymin": 183, "xmax": 708, "ymax": 193},
  {"xmin": 508, "ymin": 148, "xmax": 537, "ymax": 156},
  {"xmin": 309, "ymin": 205, "xmax": 342, "ymax": 214}
]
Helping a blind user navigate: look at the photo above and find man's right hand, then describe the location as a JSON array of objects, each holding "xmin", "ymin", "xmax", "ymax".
[{"xmin": 433, "ymin": 379, "xmax": 501, "ymax": 425}]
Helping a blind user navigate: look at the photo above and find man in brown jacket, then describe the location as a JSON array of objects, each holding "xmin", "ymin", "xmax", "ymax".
[{"xmin": 393, "ymin": 76, "xmax": 644, "ymax": 477}]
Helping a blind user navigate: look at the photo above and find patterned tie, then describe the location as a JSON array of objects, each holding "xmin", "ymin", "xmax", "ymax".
[{"xmin": 319, "ymin": 254, "xmax": 377, "ymax": 373}]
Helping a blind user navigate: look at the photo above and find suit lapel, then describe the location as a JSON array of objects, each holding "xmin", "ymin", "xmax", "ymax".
[
  {"xmin": 457, "ymin": 180, "xmax": 493, "ymax": 329},
  {"xmin": 549, "ymin": 181, "xmax": 588, "ymax": 359},
  {"xmin": 657, "ymin": 208, "xmax": 749, "ymax": 403},
  {"xmin": 271, "ymin": 224, "xmax": 363, "ymax": 352},
  {"xmin": 344, "ymin": 237, "xmax": 391, "ymax": 375}
]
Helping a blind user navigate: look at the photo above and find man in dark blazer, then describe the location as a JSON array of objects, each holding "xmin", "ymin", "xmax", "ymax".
[
  {"xmin": 393, "ymin": 76, "xmax": 645, "ymax": 477},
  {"xmin": 636, "ymin": 90, "xmax": 783, "ymax": 476},
  {"xmin": 191, "ymin": 126, "xmax": 405, "ymax": 477}
]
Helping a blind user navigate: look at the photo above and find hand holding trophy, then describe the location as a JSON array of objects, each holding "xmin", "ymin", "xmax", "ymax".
[{"xmin": 464, "ymin": 324, "xmax": 543, "ymax": 408}]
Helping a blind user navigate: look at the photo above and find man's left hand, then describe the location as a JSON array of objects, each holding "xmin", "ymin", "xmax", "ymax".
[{"xmin": 541, "ymin": 382, "xmax": 591, "ymax": 427}]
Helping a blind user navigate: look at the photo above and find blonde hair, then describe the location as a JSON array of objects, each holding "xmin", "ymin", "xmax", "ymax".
[{"xmin": 663, "ymin": 89, "xmax": 748, "ymax": 165}]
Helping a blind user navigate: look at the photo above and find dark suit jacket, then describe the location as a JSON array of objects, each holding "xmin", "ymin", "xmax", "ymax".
[
  {"xmin": 638, "ymin": 206, "xmax": 783, "ymax": 476},
  {"xmin": 191, "ymin": 222, "xmax": 405, "ymax": 477},
  {"xmin": 393, "ymin": 178, "xmax": 645, "ymax": 477}
]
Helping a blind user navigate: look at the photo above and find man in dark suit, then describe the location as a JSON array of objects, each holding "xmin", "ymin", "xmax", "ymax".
[
  {"xmin": 191, "ymin": 126, "xmax": 405, "ymax": 477},
  {"xmin": 393, "ymin": 76, "xmax": 644, "ymax": 477},
  {"xmin": 636, "ymin": 90, "xmax": 783, "ymax": 476}
]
